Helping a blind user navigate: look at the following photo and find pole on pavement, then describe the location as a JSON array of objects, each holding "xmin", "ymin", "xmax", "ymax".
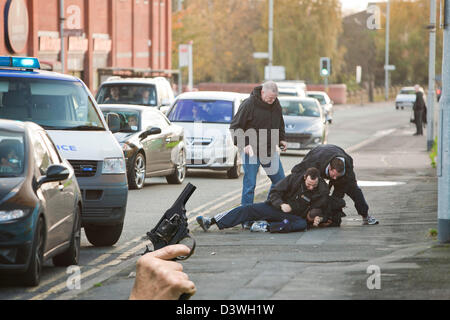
[
  {"xmin": 438, "ymin": 0, "xmax": 450, "ymax": 243},
  {"xmin": 59, "ymin": 0, "xmax": 65, "ymax": 74},
  {"xmin": 384, "ymin": 0, "xmax": 390, "ymax": 101},
  {"xmin": 268, "ymin": 0, "xmax": 273, "ymax": 80},
  {"xmin": 188, "ymin": 42, "xmax": 193, "ymax": 91},
  {"xmin": 427, "ymin": 0, "xmax": 437, "ymax": 151}
]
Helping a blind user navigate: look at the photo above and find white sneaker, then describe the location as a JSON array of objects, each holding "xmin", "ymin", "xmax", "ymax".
[
  {"xmin": 250, "ymin": 221, "xmax": 269, "ymax": 232},
  {"xmin": 362, "ymin": 215, "xmax": 379, "ymax": 225}
]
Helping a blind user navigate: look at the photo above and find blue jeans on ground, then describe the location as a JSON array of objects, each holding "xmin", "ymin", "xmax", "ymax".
[
  {"xmin": 241, "ymin": 151, "xmax": 285, "ymax": 205},
  {"xmin": 214, "ymin": 202, "xmax": 307, "ymax": 233}
]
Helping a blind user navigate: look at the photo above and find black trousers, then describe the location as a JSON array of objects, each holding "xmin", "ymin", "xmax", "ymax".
[
  {"xmin": 331, "ymin": 180, "xmax": 369, "ymax": 217},
  {"xmin": 414, "ymin": 110, "xmax": 423, "ymax": 135}
]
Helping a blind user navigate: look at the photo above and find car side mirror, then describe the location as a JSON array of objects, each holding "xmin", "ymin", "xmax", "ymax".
[
  {"xmin": 139, "ymin": 127, "xmax": 161, "ymax": 139},
  {"xmin": 106, "ymin": 112, "xmax": 121, "ymax": 133},
  {"xmin": 37, "ymin": 164, "xmax": 70, "ymax": 188}
]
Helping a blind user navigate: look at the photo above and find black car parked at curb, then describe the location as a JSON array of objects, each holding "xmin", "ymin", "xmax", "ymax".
[{"xmin": 0, "ymin": 120, "xmax": 82, "ymax": 286}]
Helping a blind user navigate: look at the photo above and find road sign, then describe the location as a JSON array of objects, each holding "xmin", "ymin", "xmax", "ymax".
[
  {"xmin": 265, "ymin": 65, "xmax": 285, "ymax": 81},
  {"xmin": 384, "ymin": 64, "xmax": 396, "ymax": 71},
  {"xmin": 253, "ymin": 52, "xmax": 269, "ymax": 59},
  {"xmin": 179, "ymin": 44, "xmax": 190, "ymax": 68},
  {"xmin": 356, "ymin": 65, "xmax": 362, "ymax": 83}
]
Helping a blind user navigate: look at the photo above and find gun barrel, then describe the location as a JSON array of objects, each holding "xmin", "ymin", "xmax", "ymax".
[{"xmin": 172, "ymin": 183, "xmax": 196, "ymax": 208}]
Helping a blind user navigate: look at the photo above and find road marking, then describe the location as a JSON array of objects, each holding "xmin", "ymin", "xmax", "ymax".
[
  {"xmin": 30, "ymin": 241, "xmax": 148, "ymax": 300},
  {"xmin": 24, "ymin": 236, "xmax": 142, "ymax": 295}
]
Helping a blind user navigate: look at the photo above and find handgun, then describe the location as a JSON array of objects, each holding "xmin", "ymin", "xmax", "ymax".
[{"xmin": 144, "ymin": 182, "xmax": 197, "ymax": 260}]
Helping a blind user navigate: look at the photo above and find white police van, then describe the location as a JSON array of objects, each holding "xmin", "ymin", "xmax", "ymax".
[{"xmin": 0, "ymin": 56, "xmax": 128, "ymax": 246}]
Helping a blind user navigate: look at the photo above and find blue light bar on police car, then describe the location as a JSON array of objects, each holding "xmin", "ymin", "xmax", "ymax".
[{"xmin": 0, "ymin": 56, "xmax": 41, "ymax": 69}]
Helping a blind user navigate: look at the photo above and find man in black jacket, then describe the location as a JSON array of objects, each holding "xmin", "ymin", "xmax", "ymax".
[
  {"xmin": 412, "ymin": 85, "xmax": 426, "ymax": 136},
  {"xmin": 291, "ymin": 144, "xmax": 379, "ymax": 225},
  {"xmin": 196, "ymin": 168, "xmax": 333, "ymax": 233},
  {"xmin": 230, "ymin": 81, "xmax": 287, "ymax": 206}
]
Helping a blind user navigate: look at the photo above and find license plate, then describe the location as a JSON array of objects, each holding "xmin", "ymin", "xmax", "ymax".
[{"xmin": 287, "ymin": 142, "xmax": 300, "ymax": 149}]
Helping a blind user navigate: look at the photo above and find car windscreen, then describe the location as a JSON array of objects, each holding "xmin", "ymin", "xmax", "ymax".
[
  {"xmin": 278, "ymin": 91, "xmax": 297, "ymax": 96},
  {"xmin": 167, "ymin": 99, "xmax": 233, "ymax": 123},
  {"xmin": 280, "ymin": 100, "xmax": 321, "ymax": 117},
  {"xmin": 101, "ymin": 110, "xmax": 140, "ymax": 132},
  {"xmin": 307, "ymin": 94, "xmax": 326, "ymax": 105},
  {"xmin": 0, "ymin": 131, "xmax": 25, "ymax": 177},
  {"xmin": 400, "ymin": 89, "xmax": 415, "ymax": 95},
  {"xmin": 96, "ymin": 84, "xmax": 158, "ymax": 107},
  {"xmin": 0, "ymin": 78, "xmax": 105, "ymax": 131}
]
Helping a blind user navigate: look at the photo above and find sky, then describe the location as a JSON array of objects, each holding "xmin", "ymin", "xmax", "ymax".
[{"xmin": 340, "ymin": 0, "xmax": 385, "ymax": 14}]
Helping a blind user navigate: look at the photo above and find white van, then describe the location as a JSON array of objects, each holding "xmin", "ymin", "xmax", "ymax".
[
  {"xmin": 166, "ymin": 91, "xmax": 247, "ymax": 178},
  {"xmin": 0, "ymin": 57, "xmax": 128, "ymax": 247},
  {"xmin": 95, "ymin": 76, "xmax": 175, "ymax": 114}
]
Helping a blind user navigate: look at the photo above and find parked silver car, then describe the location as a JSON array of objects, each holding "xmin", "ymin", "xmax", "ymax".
[
  {"xmin": 307, "ymin": 91, "xmax": 334, "ymax": 123},
  {"xmin": 395, "ymin": 87, "xmax": 416, "ymax": 110},
  {"xmin": 167, "ymin": 91, "xmax": 247, "ymax": 178},
  {"xmin": 279, "ymin": 97, "xmax": 328, "ymax": 150}
]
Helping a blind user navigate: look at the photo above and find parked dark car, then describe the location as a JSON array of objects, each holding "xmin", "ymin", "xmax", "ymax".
[
  {"xmin": 0, "ymin": 120, "xmax": 82, "ymax": 286},
  {"xmin": 100, "ymin": 105, "xmax": 187, "ymax": 189}
]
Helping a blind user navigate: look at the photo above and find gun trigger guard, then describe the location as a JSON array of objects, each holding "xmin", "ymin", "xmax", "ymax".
[
  {"xmin": 174, "ymin": 235, "xmax": 196, "ymax": 261},
  {"xmin": 142, "ymin": 245, "xmax": 153, "ymax": 256}
]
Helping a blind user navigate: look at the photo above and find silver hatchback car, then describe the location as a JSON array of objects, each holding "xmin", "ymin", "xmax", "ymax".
[{"xmin": 279, "ymin": 97, "xmax": 328, "ymax": 150}]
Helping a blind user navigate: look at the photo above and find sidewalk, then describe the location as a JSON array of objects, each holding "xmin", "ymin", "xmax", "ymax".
[{"xmin": 74, "ymin": 124, "xmax": 449, "ymax": 300}]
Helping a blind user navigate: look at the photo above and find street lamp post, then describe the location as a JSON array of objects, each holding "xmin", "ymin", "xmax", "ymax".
[
  {"xmin": 268, "ymin": 0, "xmax": 274, "ymax": 80},
  {"xmin": 438, "ymin": 0, "xmax": 450, "ymax": 243},
  {"xmin": 384, "ymin": 0, "xmax": 390, "ymax": 101},
  {"xmin": 427, "ymin": 0, "xmax": 437, "ymax": 152},
  {"xmin": 59, "ymin": 0, "xmax": 65, "ymax": 73}
]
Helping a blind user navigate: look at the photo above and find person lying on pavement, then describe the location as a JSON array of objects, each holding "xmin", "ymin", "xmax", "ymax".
[{"xmin": 196, "ymin": 167, "xmax": 334, "ymax": 233}]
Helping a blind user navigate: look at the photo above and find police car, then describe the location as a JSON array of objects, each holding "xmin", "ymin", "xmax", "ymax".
[{"xmin": 0, "ymin": 56, "xmax": 128, "ymax": 247}]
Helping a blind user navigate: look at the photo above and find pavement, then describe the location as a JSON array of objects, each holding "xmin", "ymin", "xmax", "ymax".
[{"xmin": 69, "ymin": 116, "xmax": 449, "ymax": 300}]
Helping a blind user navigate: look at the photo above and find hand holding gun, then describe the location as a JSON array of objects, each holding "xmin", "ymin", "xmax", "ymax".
[{"xmin": 143, "ymin": 183, "xmax": 197, "ymax": 299}]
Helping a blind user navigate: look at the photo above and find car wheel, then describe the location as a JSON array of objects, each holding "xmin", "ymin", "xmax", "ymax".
[
  {"xmin": 227, "ymin": 154, "xmax": 241, "ymax": 179},
  {"xmin": 166, "ymin": 149, "xmax": 186, "ymax": 184},
  {"xmin": 129, "ymin": 152, "xmax": 146, "ymax": 190},
  {"xmin": 52, "ymin": 205, "xmax": 81, "ymax": 267},
  {"xmin": 23, "ymin": 216, "xmax": 45, "ymax": 286},
  {"xmin": 84, "ymin": 223, "xmax": 123, "ymax": 247}
]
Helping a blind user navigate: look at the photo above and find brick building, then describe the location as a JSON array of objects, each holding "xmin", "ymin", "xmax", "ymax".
[{"xmin": 0, "ymin": 0, "xmax": 173, "ymax": 91}]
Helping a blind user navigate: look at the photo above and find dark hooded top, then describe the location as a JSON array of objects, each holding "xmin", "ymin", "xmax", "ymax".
[
  {"xmin": 291, "ymin": 144, "xmax": 357, "ymax": 189},
  {"xmin": 413, "ymin": 91, "xmax": 426, "ymax": 112},
  {"xmin": 267, "ymin": 172, "xmax": 329, "ymax": 219},
  {"xmin": 230, "ymin": 86, "xmax": 285, "ymax": 157}
]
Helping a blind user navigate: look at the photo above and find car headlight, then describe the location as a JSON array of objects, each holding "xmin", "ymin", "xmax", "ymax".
[
  {"xmin": 102, "ymin": 157, "xmax": 126, "ymax": 174},
  {"xmin": 0, "ymin": 209, "xmax": 29, "ymax": 222}
]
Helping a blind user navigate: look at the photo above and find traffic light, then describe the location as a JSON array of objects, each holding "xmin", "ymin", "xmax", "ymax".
[{"xmin": 320, "ymin": 57, "xmax": 331, "ymax": 77}]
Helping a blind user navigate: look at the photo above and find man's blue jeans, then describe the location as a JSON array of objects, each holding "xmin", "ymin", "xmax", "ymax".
[
  {"xmin": 214, "ymin": 202, "xmax": 307, "ymax": 233},
  {"xmin": 241, "ymin": 151, "xmax": 285, "ymax": 205}
]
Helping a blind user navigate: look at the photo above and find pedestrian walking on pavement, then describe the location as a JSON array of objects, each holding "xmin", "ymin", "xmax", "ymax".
[
  {"xmin": 230, "ymin": 81, "xmax": 288, "ymax": 208},
  {"xmin": 196, "ymin": 168, "xmax": 337, "ymax": 233},
  {"xmin": 291, "ymin": 144, "xmax": 379, "ymax": 225},
  {"xmin": 412, "ymin": 84, "xmax": 426, "ymax": 136}
]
